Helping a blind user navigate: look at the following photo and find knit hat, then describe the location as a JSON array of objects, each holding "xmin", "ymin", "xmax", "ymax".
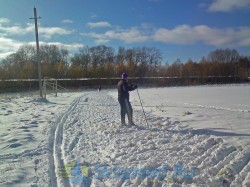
[{"xmin": 121, "ymin": 73, "xmax": 128, "ymax": 79}]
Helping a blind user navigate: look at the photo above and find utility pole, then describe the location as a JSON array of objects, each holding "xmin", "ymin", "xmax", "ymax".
[{"xmin": 30, "ymin": 7, "xmax": 43, "ymax": 97}]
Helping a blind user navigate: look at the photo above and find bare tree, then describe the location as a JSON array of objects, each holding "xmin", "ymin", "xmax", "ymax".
[
  {"xmin": 40, "ymin": 45, "xmax": 62, "ymax": 65},
  {"xmin": 207, "ymin": 48, "xmax": 240, "ymax": 63}
]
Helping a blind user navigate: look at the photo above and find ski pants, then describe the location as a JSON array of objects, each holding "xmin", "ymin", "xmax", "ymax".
[{"xmin": 118, "ymin": 98, "xmax": 133, "ymax": 124}]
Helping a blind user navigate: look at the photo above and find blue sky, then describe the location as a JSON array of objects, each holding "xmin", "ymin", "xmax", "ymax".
[{"xmin": 0, "ymin": 0, "xmax": 250, "ymax": 63}]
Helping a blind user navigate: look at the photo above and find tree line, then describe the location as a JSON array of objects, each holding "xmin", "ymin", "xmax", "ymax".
[{"xmin": 0, "ymin": 44, "xmax": 249, "ymax": 91}]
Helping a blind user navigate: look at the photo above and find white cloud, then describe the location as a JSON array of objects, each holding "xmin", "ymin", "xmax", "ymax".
[
  {"xmin": 0, "ymin": 18, "xmax": 10, "ymax": 24},
  {"xmin": 0, "ymin": 37, "xmax": 23, "ymax": 51},
  {"xmin": 95, "ymin": 39, "xmax": 110, "ymax": 44},
  {"xmin": 82, "ymin": 27, "xmax": 149, "ymax": 44},
  {"xmin": 90, "ymin": 13, "xmax": 97, "ymax": 19},
  {"xmin": 28, "ymin": 41, "xmax": 84, "ymax": 51},
  {"xmin": 86, "ymin": 21, "xmax": 111, "ymax": 28},
  {"xmin": 81, "ymin": 32, "xmax": 109, "ymax": 44},
  {"xmin": 0, "ymin": 37, "xmax": 24, "ymax": 59},
  {"xmin": 0, "ymin": 35, "xmax": 83, "ymax": 60},
  {"xmin": 0, "ymin": 20, "xmax": 73, "ymax": 39},
  {"xmin": 39, "ymin": 27, "xmax": 73, "ymax": 39},
  {"xmin": 154, "ymin": 25, "xmax": 198, "ymax": 44},
  {"xmin": 62, "ymin": 19, "xmax": 73, "ymax": 24},
  {"xmin": 153, "ymin": 25, "xmax": 250, "ymax": 47},
  {"xmin": 45, "ymin": 42, "xmax": 83, "ymax": 50},
  {"xmin": 105, "ymin": 27, "xmax": 149, "ymax": 43},
  {"xmin": 0, "ymin": 22, "xmax": 33, "ymax": 35},
  {"xmin": 0, "ymin": 51, "xmax": 14, "ymax": 59},
  {"xmin": 0, "ymin": 19, "xmax": 77, "ymax": 59},
  {"xmin": 208, "ymin": 0, "xmax": 250, "ymax": 12}
]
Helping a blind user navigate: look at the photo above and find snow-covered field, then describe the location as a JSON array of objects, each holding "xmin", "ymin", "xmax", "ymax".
[{"xmin": 0, "ymin": 84, "xmax": 249, "ymax": 187}]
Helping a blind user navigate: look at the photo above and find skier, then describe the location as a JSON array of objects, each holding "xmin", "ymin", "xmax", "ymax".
[{"xmin": 117, "ymin": 73, "xmax": 137, "ymax": 127}]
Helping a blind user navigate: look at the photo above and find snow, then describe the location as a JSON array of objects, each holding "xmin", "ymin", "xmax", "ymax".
[
  {"xmin": 0, "ymin": 84, "xmax": 249, "ymax": 187},
  {"xmin": 122, "ymin": 84, "xmax": 250, "ymax": 147}
]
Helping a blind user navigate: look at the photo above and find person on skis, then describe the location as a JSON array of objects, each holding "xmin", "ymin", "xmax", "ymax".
[{"xmin": 117, "ymin": 73, "xmax": 137, "ymax": 127}]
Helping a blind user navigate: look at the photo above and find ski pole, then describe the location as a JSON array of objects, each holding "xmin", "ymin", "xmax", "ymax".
[{"xmin": 136, "ymin": 88, "xmax": 149, "ymax": 129}]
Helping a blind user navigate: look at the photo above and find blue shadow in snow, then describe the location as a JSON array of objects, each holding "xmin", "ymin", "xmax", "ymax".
[{"xmin": 190, "ymin": 128, "xmax": 250, "ymax": 137}]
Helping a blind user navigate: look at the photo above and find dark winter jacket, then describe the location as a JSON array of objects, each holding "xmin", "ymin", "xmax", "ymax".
[{"xmin": 118, "ymin": 79, "xmax": 137, "ymax": 101}]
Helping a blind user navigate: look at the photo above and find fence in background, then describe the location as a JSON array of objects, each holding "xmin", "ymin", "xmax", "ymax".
[{"xmin": 0, "ymin": 76, "xmax": 246, "ymax": 94}]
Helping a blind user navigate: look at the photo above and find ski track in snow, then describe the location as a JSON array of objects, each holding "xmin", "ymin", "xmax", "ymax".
[
  {"xmin": 49, "ymin": 91, "xmax": 250, "ymax": 187},
  {"xmin": 0, "ymin": 90, "xmax": 250, "ymax": 186},
  {"xmin": 51, "ymin": 95, "xmax": 84, "ymax": 187}
]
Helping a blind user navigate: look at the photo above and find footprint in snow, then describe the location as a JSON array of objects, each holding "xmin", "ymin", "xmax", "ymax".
[
  {"xmin": 18, "ymin": 126, "xmax": 29, "ymax": 129},
  {"xmin": 7, "ymin": 138, "xmax": 19, "ymax": 143},
  {"xmin": 20, "ymin": 119, "xmax": 29, "ymax": 122},
  {"xmin": 184, "ymin": 111, "xmax": 193, "ymax": 115},
  {"xmin": 8, "ymin": 143, "xmax": 22, "ymax": 148},
  {"xmin": 30, "ymin": 121, "xmax": 38, "ymax": 124}
]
